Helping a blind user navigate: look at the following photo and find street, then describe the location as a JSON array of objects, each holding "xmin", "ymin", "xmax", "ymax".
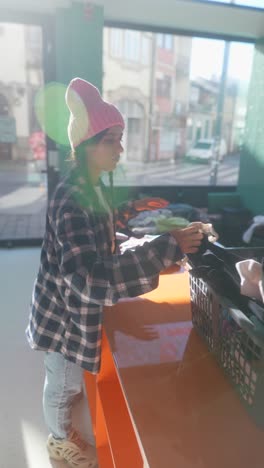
[
  {"xmin": 0, "ymin": 162, "xmax": 47, "ymax": 241},
  {"xmin": 0, "ymin": 153, "xmax": 240, "ymax": 198},
  {"xmin": 0, "ymin": 153, "xmax": 240, "ymax": 241},
  {"xmin": 113, "ymin": 153, "xmax": 240, "ymax": 186}
]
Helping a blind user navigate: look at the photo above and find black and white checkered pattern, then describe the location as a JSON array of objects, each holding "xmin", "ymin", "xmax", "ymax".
[{"xmin": 26, "ymin": 168, "xmax": 183, "ymax": 373}]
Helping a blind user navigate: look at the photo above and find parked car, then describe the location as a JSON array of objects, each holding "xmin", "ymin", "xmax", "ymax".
[{"xmin": 185, "ymin": 138, "xmax": 227, "ymax": 163}]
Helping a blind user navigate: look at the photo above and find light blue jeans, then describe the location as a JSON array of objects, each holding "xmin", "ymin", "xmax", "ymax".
[{"xmin": 43, "ymin": 351, "xmax": 94, "ymax": 443}]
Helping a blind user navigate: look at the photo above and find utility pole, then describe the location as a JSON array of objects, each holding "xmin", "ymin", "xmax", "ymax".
[
  {"xmin": 146, "ymin": 33, "xmax": 156, "ymax": 163},
  {"xmin": 209, "ymin": 40, "xmax": 230, "ymax": 185},
  {"xmin": 210, "ymin": 0, "xmax": 235, "ymax": 185}
]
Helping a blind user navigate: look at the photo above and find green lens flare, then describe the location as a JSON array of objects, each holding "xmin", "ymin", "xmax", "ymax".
[{"xmin": 35, "ymin": 82, "xmax": 70, "ymax": 146}]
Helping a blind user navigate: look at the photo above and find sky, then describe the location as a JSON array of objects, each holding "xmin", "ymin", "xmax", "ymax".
[{"xmin": 190, "ymin": 38, "xmax": 254, "ymax": 82}]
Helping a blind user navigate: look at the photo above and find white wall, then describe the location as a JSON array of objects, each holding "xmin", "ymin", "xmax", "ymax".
[
  {"xmin": 0, "ymin": 23, "xmax": 30, "ymax": 137},
  {"xmin": 0, "ymin": 23, "xmax": 26, "ymax": 83}
]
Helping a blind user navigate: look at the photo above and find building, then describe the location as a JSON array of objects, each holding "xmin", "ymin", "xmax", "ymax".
[
  {"xmin": 103, "ymin": 29, "xmax": 192, "ymax": 164},
  {"xmin": 187, "ymin": 76, "xmax": 238, "ymax": 154},
  {"xmin": 0, "ymin": 23, "xmax": 43, "ymax": 163},
  {"xmin": 153, "ymin": 34, "xmax": 191, "ymax": 162},
  {"xmin": 103, "ymin": 28, "xmax": 152, "ymax": 163}
]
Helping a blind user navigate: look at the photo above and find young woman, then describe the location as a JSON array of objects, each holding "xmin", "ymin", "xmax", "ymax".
[{"xmin": 26, "ymin": 78, "xmax": 203, "ymax": 468}]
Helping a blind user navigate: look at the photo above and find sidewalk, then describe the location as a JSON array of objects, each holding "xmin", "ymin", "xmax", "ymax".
[
  {"xmin": 0, "ymin": 212, "xmax": 46, "ymax": 242},
  {"xmin": 0, "ymin": 185, "xmax": 46, "ymax": 242}
]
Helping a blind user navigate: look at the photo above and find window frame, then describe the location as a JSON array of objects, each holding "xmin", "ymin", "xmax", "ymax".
[{"xmin": 183, "ymin": 0, "xmax": 264, "ymax": 12}]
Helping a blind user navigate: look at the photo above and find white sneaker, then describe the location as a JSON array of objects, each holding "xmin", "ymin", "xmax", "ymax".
[{"xmin": 47, "ymin": 428, "xmax": 97, "ymax": 468}]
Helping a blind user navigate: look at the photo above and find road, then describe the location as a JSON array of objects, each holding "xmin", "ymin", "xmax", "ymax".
[
  {"xmin": 0, "ymin": 153, "xmax": 240, "ymax": 198},
  {"xmin": 113, "ymin": 153, "xmax": 240, "ymax": 186},
  {"xmin": 0, "ymin": 154, "xmax": 240, "ymax": 241},
  {"xmin": 0, "ymin": 163, "xmax": 47, "ymax": 240},
  {"xmin": 0, "ymin": 161, "xmax": 46, "ymax": 197}
]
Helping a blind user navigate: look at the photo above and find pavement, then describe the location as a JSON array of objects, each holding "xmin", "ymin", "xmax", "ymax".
[{"xmin": 0, "ymin": 162, "xmax": 47, "ymax": 244}]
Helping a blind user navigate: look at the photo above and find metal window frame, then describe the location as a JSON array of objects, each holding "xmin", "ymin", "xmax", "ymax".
[{"xmin": 104, "ymin": 19, "xmax": 256, "ymax": 44}]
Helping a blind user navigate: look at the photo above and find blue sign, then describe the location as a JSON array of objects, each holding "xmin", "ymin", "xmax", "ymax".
[{"xmin": 0, "ymin": 116, "xmax": 17, "ymax": 143}]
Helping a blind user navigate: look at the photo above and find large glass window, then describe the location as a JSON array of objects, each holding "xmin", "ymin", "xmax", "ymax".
[
  {"xmin": 0, "ymin": 23, "xmax": 46, "ymax": 243},
  {"xmin": 103, "ymin": 28, "xmax": 254, "ymax": 186},
  {"xmin": 124, "ymin": 31, "xmax": 140, "ymax": 62}
]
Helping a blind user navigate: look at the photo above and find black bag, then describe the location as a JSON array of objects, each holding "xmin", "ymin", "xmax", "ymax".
[{"xmin": 188, "ymin": 241, "xmax": 264, "ymax": 323}]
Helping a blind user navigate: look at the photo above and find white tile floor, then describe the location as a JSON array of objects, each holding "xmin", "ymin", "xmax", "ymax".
[{"xmin": 0, "ymin": 248, "xmax": 92, "ymax": 468}]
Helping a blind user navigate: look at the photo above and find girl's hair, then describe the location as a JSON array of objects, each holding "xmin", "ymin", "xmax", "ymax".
[
  {"xmin": 70, "ymin": 128, "xmax": 109, "ymax": 168},
  {"xmin": 70, "ymin": 129, "xmax": 116, "ymax": 244},
  {"xmin": 70, "ymin": 128, "xmax": 110, "ymax": 199}
]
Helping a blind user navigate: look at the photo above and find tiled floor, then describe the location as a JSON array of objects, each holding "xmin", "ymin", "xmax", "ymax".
[
  {"xmin": 0, "ymin": 183, "xmax": 47, "ymax": 241},
  {"xmin": 0, "ymin": 248, "xmax": 93, "ymax": 468},
  {"xmin": 0, "ymin": 213, "xmax": 45, "ymax": 242}
]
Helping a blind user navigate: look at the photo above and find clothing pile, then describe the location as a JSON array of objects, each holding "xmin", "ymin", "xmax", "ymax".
[{"xmin": 127, "ymin": 203, "xmax": 202, "ymax": 235}]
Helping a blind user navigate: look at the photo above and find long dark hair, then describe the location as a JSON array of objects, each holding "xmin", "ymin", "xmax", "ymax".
[
  {"xmin": 70, "ymin": 129, "xmax": 109, "ymax": 179},
  {"xmin": 70, "ymin": 129, "xmax": 115, "ymax": 219}
]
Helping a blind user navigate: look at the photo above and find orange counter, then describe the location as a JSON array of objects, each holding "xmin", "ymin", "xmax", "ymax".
[{"xmin": 84, "ymin": 271, "xmax": 264, "ymax": 468}]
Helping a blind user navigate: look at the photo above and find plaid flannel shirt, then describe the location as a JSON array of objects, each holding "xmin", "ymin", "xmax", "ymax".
[{"xmin": 26, "ymin": 168, "xmax": 183, "ymax": 373}]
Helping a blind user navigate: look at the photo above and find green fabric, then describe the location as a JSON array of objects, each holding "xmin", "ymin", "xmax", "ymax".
[{"xmin": 155, "ymin": 217, "xmax": 189, "ymax": 233}]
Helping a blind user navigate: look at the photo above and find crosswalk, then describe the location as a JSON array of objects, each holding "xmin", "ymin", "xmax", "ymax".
[{"xmin": 114, "ymin": 158, "xmax": 239, "ymax": 186}]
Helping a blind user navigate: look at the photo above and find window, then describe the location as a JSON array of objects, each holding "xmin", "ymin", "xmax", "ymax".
[
  {"xmin": 204, "ymin": 119, "xmax": 210, "ymax": 138},
  {"xmin": 157, "ymin": 34, "xmax": 163, "ymax": 48},
  {"xmin": 124, "ymin": 31, "xmax": 140, "ymax": 62},
  {"xmin": 165, "ymin": 34, "xmax": 173, "ymax": 50},
  {"xmin": 103, "ymin": 27, "xmax": 254, "ymax": 187},
  {"xmin": 141, "ymin": 37, "xmax": 150, "ymax": 65},
  {"xmin": 195, "ymin": 141, "xmax": 212, "ymax": 150},
  {"xmin": 110, "ymin": 30, "xmax": 150, "ymax": 65},
  {"xmin": 0, "ymin": 93, "xmax": 9, "ymax": 115},
  {"xmin": 116, "ymin": 100, "xmax": 144, "ymax": 162},
  {"xmin": 195, "ymin": 125, "xmax": 202, "ymax": 141},
  {"xmin": 160, "ymin": 130, "xmax": 176, "ymax": 152},
  {"xmin": 26, "ymin": 25, "xmax": 42, "ymax": 66},
  {"xmin": 110, "ymin": 29, "xmax": 123, "ymax": 58},
  {"xmin": 157, "ymin": 33, "xmax": 173, "ymax": 50},
  {"xmin": 156, "ymin": 76, "xmax": 171, "ymax": 98},
  {"xmin": 128, "ymin": 117, "xmax": 141, "ymax": 134},
  {"xmin": 27, "ymin": 25, "xmax": 42, "ymax": 48},
  {"xmin": 187, "ymin": 124, "xmax": 193, "ymax": 141},
  {"xmin": 190, "ymin": 86, "xmax": 199, "ymax": 104}
]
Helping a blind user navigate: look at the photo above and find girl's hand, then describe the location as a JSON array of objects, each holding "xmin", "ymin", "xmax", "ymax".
[{"xmin": 170, "ymin": 222, "xmax": 204, "ymax": 254}]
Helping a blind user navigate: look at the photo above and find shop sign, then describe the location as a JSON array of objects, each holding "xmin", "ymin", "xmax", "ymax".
[{"xmin": 0, "ymin": 116, "xmax": 17, "ymax": 143}]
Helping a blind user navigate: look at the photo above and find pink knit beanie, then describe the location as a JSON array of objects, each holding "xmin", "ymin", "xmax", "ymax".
[{"xmin": 65, "ymin": 77, "xmax": 125, "ymax": 149}]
